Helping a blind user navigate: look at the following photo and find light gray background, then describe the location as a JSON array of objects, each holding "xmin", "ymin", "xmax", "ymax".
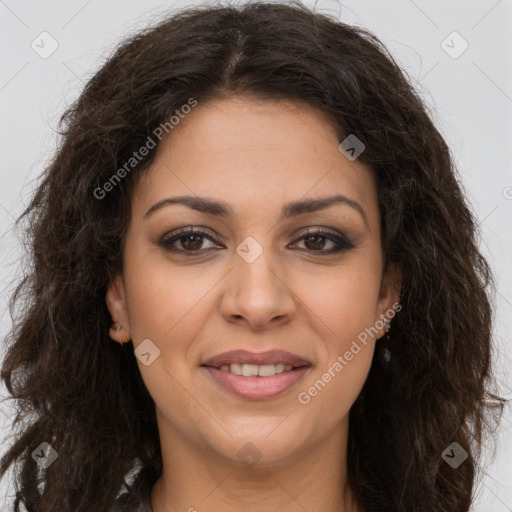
[{"xmin": 0, "ymin": 0, "xmax": 511, "ymax": 510}]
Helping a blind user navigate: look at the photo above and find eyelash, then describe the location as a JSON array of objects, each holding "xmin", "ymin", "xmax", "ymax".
[{"xmin": 158, "ymin": 227, "xmax": 356, "ymax": 255}]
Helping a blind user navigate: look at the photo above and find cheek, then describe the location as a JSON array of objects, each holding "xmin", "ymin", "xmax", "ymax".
[
  {"xmin": 303, "ymin": 259, "xmax": 382, "ymax": 334},
  {"xmin": 299, "ymin": 348, "xmax": 373, "ymax": 425},
  {"xmin": 122, "ymin": 244, "xmax": 213, "ymax": 341},
  {"xmin": 298, "ymin": 261, "xmax": 381, "ymax": 395},
  {"xmin": 299, "ymin": 294, "xmax": 378, "ymax": 417}
]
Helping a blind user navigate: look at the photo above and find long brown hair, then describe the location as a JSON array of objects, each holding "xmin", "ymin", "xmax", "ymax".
[{"xmin": 1, "ymin": 1, "xmax": 506, "ymax": 511}]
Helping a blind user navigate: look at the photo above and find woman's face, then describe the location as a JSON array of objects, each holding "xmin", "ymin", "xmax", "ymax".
[{"xmin": 107, "ymin": 96, "xmax": 400, "ymax": 467}]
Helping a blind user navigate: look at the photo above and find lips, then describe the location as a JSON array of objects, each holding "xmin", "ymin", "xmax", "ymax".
[
  {"xmin": 201, "ymin": 349, "xmax": 312, "ymax": 369},
  {"xmin": 201, "ymin": 349, "xmax": 313, "ymax": 399},
  {"xmin": 203, "ymin": 365, "xmax": 310, "ymax": 399}
]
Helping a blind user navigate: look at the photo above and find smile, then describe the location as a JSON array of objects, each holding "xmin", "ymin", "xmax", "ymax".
[
  {"xmin": 217, "ymin": 362, "xmax": 295, "ymax": 376},
  {"xmin": 202, "ymin": 365, "xmax": 310, "ymax": 399}
]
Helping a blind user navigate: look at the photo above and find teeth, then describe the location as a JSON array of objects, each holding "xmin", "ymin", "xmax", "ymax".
[
  {"xmin": 275, "ymin": 363, "xmax": 285, "ymax": 373},
  {"xmin": 258, "ymin": 364, "xmax": 276, "ymax": 377},
  {"xmin": 229, "ymin": 363, "xmax": 242, "ymax": 375},
  {"xmin": 242, "ymin": 364, "xmax": 259, "ymax": 377},
  {"xmin": 218, "ymin": 363, "xmax": 296, "ymax": 376}
]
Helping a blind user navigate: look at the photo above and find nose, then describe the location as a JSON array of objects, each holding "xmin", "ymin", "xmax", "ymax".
[{"xmin": 220, "ymin": 248, "xmax": 296, "ymax": 330}]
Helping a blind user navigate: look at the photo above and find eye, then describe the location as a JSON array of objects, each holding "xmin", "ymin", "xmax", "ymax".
[
  {"xmin": 158, "ymin": 227, "xmax": 356, "ymax": 255},
  {"xmin": 158, "ymin": 227, "xmax": 220, "ymax": 253},
  {"xmin": 289, "ymin": 228, "xmax": 355, "ymax": 254}
]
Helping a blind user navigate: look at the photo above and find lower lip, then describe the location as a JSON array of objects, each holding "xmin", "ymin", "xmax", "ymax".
[{"xmin": 203, "ymin": 366, "xmax": 310, "ymax": 400}]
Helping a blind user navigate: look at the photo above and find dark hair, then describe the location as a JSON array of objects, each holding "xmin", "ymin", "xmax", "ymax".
[{"xmin": 0, "ymin": 1, "xmax": 506, "ymax": 511}]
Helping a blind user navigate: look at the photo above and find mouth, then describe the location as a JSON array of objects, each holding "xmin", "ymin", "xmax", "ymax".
[
  {"xmin": 200, "ymin": 349, "xmax": 312, "ymax": 399},
  {"xmin": 202, "ymin": 362, "xmax": 307, "ymax": 377}
]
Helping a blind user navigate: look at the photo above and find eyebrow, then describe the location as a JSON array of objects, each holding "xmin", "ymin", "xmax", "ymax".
[{"xmin": 144, "ymin": 194, "xmax": 369, "ymax": 228}]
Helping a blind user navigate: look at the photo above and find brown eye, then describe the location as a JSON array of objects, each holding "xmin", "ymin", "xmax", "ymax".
[
  {"xmin": 302, "ymin": 234, "xmax": 329, "ymax": 251},
  {"xmin": 158, "ymin": 228, "xmax": 219, "ymax": 253},
  {"xmin": 158, "ymin": 227, "xmax": 356, "ymax": 256},
  {"xmin": 290, "ymin": 229, "xmax": 355, "ymax": 254},
  {"xmin": 179, "ymin": 233, "xmax": 206, "ymax": 251}
]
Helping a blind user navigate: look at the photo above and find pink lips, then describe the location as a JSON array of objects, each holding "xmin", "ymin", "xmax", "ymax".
[
  {"xmin": 202, "ymin": 349, "xmax": 311, "ymax": 369},
  {"xmin": 201, "ymin": 349, "xmax": 312, "ymax": 400}
]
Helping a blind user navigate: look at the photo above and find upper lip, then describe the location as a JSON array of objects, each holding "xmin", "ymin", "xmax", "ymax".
[{"xmin": 201, "ymin": 349, "xmax": 312, "ymax": 369}]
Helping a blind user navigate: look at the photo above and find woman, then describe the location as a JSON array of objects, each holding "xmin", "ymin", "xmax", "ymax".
[{"xmin": 0, "ymin": 1, "xmax": 505, "ymax": 511}]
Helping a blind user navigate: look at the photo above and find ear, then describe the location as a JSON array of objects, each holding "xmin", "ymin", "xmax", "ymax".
[
  {"xmin": 375, "ymin": 262, "xmax": 402, "ymax": 338},
  {"xmin": 105, "ymin": 274, "xmax": 131, "ymax": 344}
]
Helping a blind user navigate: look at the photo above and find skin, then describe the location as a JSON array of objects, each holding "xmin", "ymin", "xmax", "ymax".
[{"xmin": 106, "ymin": 96, "xmax": 401, "ymax": 512}]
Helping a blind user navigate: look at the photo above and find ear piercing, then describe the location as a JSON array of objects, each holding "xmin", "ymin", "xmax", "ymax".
[{"xmin": 110, "ymin": 321, "xmax": 131, "ymax": 344}]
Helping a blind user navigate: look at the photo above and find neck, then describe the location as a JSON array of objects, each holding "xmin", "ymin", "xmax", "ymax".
[{"xmin": 150, "ymin": 414, "xmax": 362, "ymax": 512}]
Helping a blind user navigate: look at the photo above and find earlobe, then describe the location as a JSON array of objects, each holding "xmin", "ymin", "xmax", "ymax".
[{"xmin": 105, "ymin": 274, "xmax": 131, "ymax": 343}]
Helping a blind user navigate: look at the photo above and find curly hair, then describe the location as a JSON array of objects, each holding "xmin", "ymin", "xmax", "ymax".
[{"xmin": 0, "ymin": 1, "xmax": 506, "ymax": 511}]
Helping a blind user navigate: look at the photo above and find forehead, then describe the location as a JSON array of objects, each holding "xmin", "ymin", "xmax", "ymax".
[{"xmin": 132, "ymin": 96, "xmax": 378, "ymax": 227}]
